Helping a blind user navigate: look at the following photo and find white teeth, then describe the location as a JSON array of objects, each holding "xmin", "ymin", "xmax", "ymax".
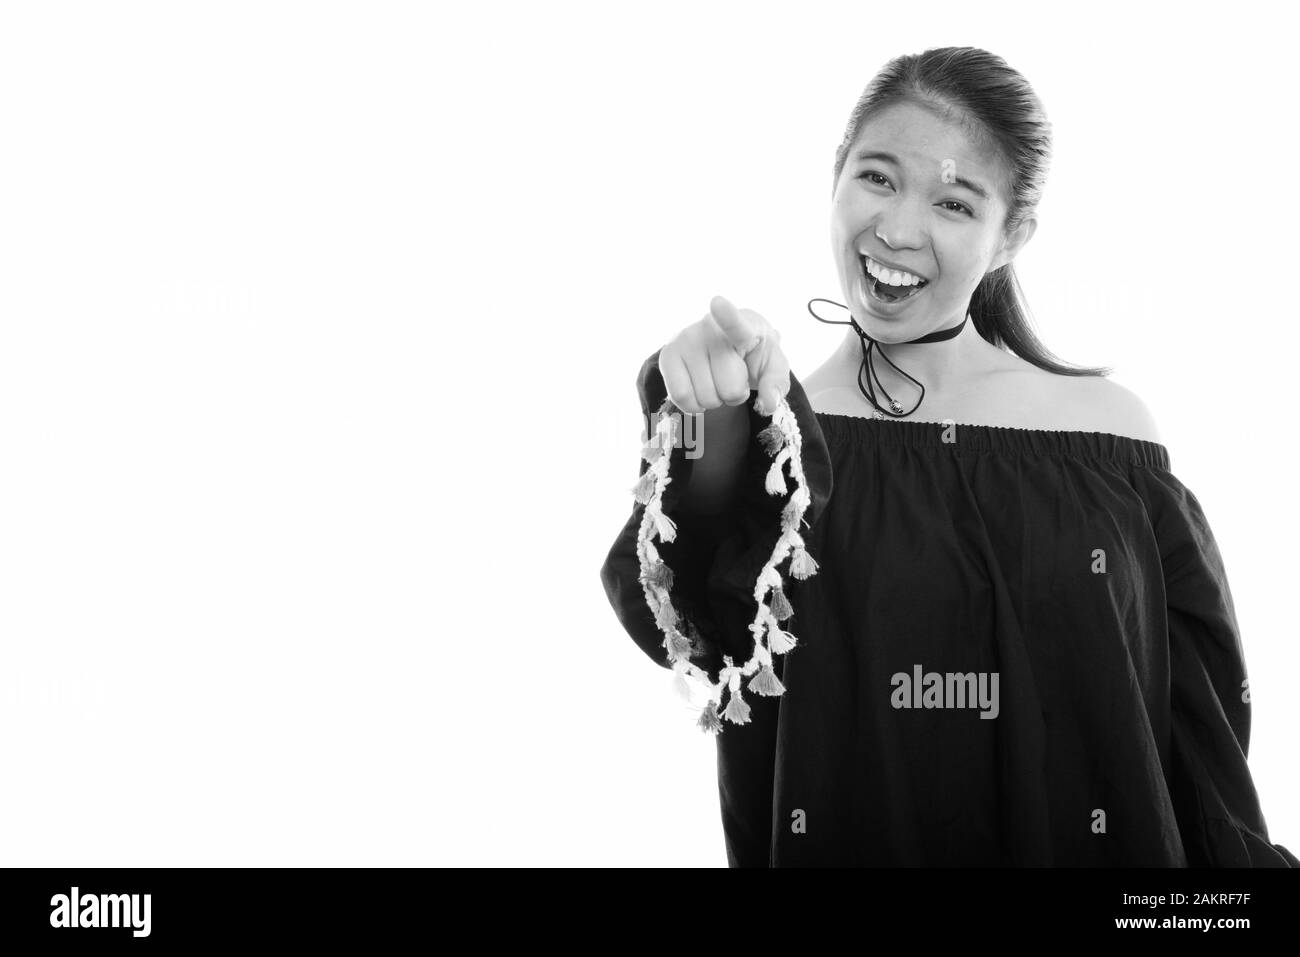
[{"xmin": 862, "ymin": 255, "xmax": 925, "ymax": 286}]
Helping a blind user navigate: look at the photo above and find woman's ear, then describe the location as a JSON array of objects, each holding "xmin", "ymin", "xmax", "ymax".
[{"xmin": 988, "ymin": 215, "xmax": 1038, "ymax": 272}]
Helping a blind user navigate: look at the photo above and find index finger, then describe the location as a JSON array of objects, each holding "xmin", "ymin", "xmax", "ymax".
[{"xmin": 709, "ymin": 295, "xmax": 761, "ymax": 355}]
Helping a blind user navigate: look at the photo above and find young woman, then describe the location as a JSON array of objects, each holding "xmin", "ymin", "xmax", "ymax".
[{"xmin": 599, "ymin": 46, "xmax": 1296, "ymax": 867}]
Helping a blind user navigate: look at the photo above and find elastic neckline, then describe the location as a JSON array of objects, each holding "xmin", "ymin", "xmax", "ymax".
[{"xmin": 814, "ymin": 411, "xmax": 1171, "ymax": 469}]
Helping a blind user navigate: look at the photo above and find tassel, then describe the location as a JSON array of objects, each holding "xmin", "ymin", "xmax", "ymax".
[
  {"xmin": 684, "ymin": 619, "xmax": 708, "ymax": 655},
  {"xmin": 632, "ymin": 468, "xmax": 657, "ymax": 505},
  {"xmin": 650, "ymin": 507, "xmax": 677, "ymax": 543},
  {"xmin": 789, "ymin": 546, "xmax": 819, "ymax": 580},
  {"xmin": 667, "ymin": 630, "xmax": 693, "ymax": 659},
  {"xmin": 723, "ymin": 688, "xmax": 752, "ymax": 724},
  {"xmin": 781, "ymin": 497, "xmax": 799, "ymax": 529},
  {"xmin": 641, "ymin": 560, "xmax": 674, "ymax": 591},
  {"xmin": 748, "ymin": 664, "xmax": 786, "ymax": 696},
  {"xmin": 697, "ymin": 705, "xmax": 723, "ymax": 735},
  {"xmin": 769, "ymin": 586, "xmax": 793, "ymax": 621},
  {"xmin": 764, "ymin": 457, "xmax": 788, "ymax": 495},
  {"xmin": 655, "ymin": 599, "xmax": 679, "ymax": 631},
  {"xmin": 757, "ymin": 423, "xmax": 785, "ymax": 457},
  {"xmin": 768, "ymin": 622, "xmax": 797, "ymax": 654},
  {"xmin": 781, "ymin": 486, "xmax": 809, "ymax": 530}
]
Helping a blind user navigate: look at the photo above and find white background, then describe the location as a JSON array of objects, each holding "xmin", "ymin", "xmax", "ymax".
[{"xmin": 0, "ymin": 1, "xmax": 1295, "ymax": 866}]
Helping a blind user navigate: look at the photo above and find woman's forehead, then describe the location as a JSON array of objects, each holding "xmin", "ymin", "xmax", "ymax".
[
  {"xmin": 850, "ymin": 100, "xmax": 1010, "ymax": 201},
  {"xmin": 855, "ymin": 101, "xmax": 1001, "ymax": 174}
]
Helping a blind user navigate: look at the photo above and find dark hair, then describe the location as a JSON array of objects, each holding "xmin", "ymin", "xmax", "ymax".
[{"xmin": 832, "ymin": 46, "xmax": 1111, "ymax": 377}]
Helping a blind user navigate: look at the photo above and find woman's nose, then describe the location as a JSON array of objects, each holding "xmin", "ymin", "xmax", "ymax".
[
  {"xmin": 872, "ymin": 199, "xmax": 928, "ymax": 250},
  {"xmin": 873, "ymin": 218, "xmax": 925, "ymax": 250}
]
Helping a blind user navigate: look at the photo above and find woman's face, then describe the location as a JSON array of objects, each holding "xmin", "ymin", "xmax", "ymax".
[{"xmin": 830, "ymin": 99, "xmax": 1035, "ymax": 343}]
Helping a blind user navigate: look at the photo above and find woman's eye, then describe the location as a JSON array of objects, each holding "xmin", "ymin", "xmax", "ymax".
[{"xmin": 858, "ymin": 172, "xmax": 973, "ymax": 217}]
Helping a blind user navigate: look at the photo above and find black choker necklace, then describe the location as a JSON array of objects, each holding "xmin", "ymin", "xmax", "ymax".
[{"xmin": 807, "ymin": 298, "xmax": 969, "ymax": 419}]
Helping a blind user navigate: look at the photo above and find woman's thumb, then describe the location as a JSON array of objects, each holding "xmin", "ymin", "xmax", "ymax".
[{"xmin": 755, "ymin": 343, "xmax": 791, "ymax": 416}]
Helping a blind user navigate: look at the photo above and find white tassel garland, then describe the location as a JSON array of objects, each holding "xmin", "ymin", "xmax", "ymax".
[{"xmin": 628, "ymin": 393, "xmax": 821, "ymax": 736}]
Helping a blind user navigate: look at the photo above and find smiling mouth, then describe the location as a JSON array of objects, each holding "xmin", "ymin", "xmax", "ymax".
[{"xmin": 859, "ymin": 255, "xmax": 928, "ymax": 304}]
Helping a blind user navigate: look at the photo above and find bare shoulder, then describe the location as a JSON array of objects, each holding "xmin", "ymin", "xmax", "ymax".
[
  {"xmin": 798, "ymin": 346, "xmax": 1164, "ymax": 444},
  {"xmin": 1060, "ymin": 373, "xmax": 1165, "ymax": 445},
  {"xmin": 798, "ymin": 359, "xmax": 843, "ymax": 408},
  {"xmin": 991, "ymin": 350, "xmax": 1164, "ymax": 443},
  {"xmin": 798, "ymin": 359, "xmax": 872, "ymax": 416},
  {"xmin": 797, "ymin": 358, "xmax": 831, "ymax": 396}
]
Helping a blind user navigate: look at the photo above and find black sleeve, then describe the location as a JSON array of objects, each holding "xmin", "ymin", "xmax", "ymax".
[
  {"xmin": 1134, "ymin": 466, "xmax": 1298, "ymax": 866},
  {"xmin": 598, "ymin": 346, "xmax": 833, "ymax": 734}
]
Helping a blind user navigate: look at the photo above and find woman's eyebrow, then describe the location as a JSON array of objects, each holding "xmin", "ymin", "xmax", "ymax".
[{"xmin": 853, "ymin": 148, "xmax": 990, "ymax": 201}]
